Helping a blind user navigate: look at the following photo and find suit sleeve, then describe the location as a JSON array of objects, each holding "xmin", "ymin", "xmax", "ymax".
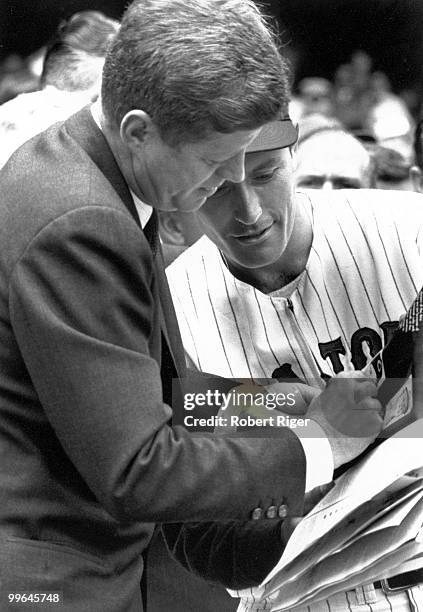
[
  {"xmin": 9, "ymin": 206, "xmax": 306, "ymax": 524},
  {"xmin": 162, "ymin": 519, "xmax": 285, "ymax": 589}
]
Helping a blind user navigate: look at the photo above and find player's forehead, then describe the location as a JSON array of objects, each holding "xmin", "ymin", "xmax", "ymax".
[{"xmin": 245, "ymin": 148, "xmax": 287, "ymax": 172}]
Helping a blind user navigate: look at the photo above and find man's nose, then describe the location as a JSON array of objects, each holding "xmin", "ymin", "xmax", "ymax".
[
  {"xmin": 218, "ymin": 151, "xmax": 245, "ymax": 184},
  {"xmin": 233, "ymin": 184, "xmax": 262, "ymax": 225}
]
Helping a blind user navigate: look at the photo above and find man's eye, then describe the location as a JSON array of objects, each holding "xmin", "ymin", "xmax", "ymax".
[{"xmin": 254, "ymin": 168, "xmax": 278, "ymax": 182}]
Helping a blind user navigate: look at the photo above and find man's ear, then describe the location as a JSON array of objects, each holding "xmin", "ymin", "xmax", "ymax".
[
  {"xmin": 119, "ymin": 110, "xmax": 157, "ymax": 151},
  {"xmin": 410, "ymin": 166, "xmax": 423, "ymax": 193},
  {"xmin": 158, "ymin": 211, "xmax": 186, "ymax": 246}
]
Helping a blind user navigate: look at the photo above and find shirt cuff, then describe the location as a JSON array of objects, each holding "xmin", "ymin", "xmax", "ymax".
[{"xmin": 295, "ymin": 420, "xmax": 334, "ymax": 491}]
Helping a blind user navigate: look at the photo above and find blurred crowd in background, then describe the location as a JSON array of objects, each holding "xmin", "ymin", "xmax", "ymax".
[
  {"xmin": 290, "ymin": 49, "xmax": 419, "ymax": 188},
  {"xmin": 1, "ymin": 5, "xmax": 423, "ymax": 200}
]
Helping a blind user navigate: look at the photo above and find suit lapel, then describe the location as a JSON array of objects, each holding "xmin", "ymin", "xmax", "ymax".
[
  {"xmin": 64, "ymin": 106, "xmax": 141, "ymax": 228},
  {"xmin": 155, "ymin": 246, "xmax": 187, "ymax": 377}
]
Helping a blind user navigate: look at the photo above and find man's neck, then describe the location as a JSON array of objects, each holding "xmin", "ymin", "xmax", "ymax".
[
  {"xmin": 91, "ymin": 101, "xmax": 151, "ymax": 204},
  {"xmin": 91, "ymin": 101, "xmax": 153, "ymax": 228},
  {"xmin": 225, "ymin": 193, "xmax": 313, "ymax": 294}
]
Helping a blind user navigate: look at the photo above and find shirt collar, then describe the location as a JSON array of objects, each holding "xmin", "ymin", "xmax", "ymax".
[
  {"xmin": 130, "ymin": 190, "xmax": 153, "ymax": 229},
  {"xmin": 90, "ymin": 103, "xmax": 153, "ymax": 229}
]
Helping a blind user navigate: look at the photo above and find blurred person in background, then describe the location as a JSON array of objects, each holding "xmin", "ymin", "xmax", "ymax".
[
  {"xmin": 295, "ymin": 124, "xmax": 376, "ymax": 190},
  {"xmin": 333, "ymin": 51, "xmax": 373, "ymax": 130},
  {"xmin": 0, "ymin": 10, "xmax": 119, "ymax": 168},
  {"xmin": 371, "ymin": 144, "xmax": 414, "ymax": 191},
  {"xmin": 294, "ymin": 77, "xmax": 334, "ymax": 120},
  {"xmin": 0, "ymin": 54, "xmax": 40, "ymax": 105},
  {"xmin": 365, "ymin": 71, "xmax": 415, "ymax": 162}
]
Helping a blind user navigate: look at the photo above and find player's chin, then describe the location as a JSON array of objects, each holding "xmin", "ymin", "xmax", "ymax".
[
  {"xmin": 233, "ymin": 254, "xmax": 273, "ymax": 270},
  {"xmin": 232, "ymin": 243, "xmax": 281, "ymax": 269}
]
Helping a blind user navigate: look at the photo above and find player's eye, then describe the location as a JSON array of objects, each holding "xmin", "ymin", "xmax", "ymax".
[{"xmin": 253, "ymin": 168, "xmax": 279, "ymax": 183}]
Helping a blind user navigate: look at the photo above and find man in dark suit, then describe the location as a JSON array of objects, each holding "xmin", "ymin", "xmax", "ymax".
[{"xmin": 0, "ymin": 1, "xmax": 383, "ymax": 610}]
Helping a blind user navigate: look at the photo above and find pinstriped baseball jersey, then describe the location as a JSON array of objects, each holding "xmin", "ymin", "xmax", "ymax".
[{"xmin": 167, "ymin": 189, "xmax": 423, "ymax": 384}]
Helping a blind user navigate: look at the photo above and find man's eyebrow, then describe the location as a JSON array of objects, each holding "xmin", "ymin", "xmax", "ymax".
[{"xmin": 250, "ymin": 156, "xmax": 283, "ymax": 171}]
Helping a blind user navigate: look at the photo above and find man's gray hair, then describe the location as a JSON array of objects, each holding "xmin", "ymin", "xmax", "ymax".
[{"xmin": 101, "ymin": 0, "xmax": 290, "ymax": 145}]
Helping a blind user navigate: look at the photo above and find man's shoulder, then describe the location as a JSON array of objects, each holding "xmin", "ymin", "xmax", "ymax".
[
  {"xmin": 0, "ymin": 109, "xmax": 117, "ymax": 217},
  {"xmin": 0, "ymin": 113, "xmax": 135, "ymax": 272}
]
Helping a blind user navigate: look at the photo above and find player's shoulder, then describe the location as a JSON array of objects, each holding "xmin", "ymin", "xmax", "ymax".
[
  {"xmin": 342, "ymin": 188, "xmax": 423, "ymax": 213},
  {"xmin": 304, "ymin": 188, "xmax": 423, "ymax": 226},
  {"xmin": 166, "ymin": 235, "xmax": 219, "ymax": 281}
]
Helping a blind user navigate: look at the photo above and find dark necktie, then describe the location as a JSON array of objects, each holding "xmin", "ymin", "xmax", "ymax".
[
  {"xmin": 143, "ymin": 210, "xmax": 180, "ymax": 407},
  {"xmin": 143, "ymin": 210, "xmax": 159, "ymax": 253}
]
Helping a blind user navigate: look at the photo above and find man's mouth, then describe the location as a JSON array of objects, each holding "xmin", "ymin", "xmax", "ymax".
[{"xmin": 232, "ymin": 223, "xmax": 274, "ymax": 244}]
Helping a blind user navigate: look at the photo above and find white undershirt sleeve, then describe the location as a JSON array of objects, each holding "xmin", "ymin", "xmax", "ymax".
[{"xmin": 295, "ymin": 420, "xmax": 334, "ymax": 492}]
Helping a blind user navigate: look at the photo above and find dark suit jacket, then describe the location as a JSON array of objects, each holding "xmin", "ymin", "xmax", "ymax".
[{"xmin": 0, "ymin": 107, "xmax": 306, "ymax": 611}]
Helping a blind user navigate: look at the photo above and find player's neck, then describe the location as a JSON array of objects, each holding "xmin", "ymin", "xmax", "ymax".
[{"xmin": 226, "ymin": 193, "xmax": 313, "ymax": 294}]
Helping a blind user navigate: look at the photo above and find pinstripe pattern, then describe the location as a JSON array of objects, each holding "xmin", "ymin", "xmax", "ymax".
[
  {"xmin": 222, "ymin": 268, "xmax": 256, "ymax": 377},
  {"xmin": 344, "ymin": 198, "xmax": 391, "ymax": 321},
  {"xmin": 172, "ymin": 290, "xmax": 202, "ymax": 369},
  {"xmin": 393, "ymin": 223, "xmax": 419, "ymax": 295},
  {"xmin": 335, "ymin": 216, "xmax": 380, "ymax": 323},
  {"xmin": 254, "ymin": 288, "xmax": 282, "ymax": 368},
  {"xmin": 372, "ymin": 211, "xmax": 408, "ymax": 312},
  {"xmin": 167, "ymin": 190, "xmax": 423, "ymax": 384},
  {"xmin": 296, "ymin": 286, "xmax": 325, "ymax": 344},
  {"xmin": 322, "ymin": 232, "xmax": 361, "ymax": 329},
  {"xmin": 270, "ymin": 298, "xmax": 308, "ymax": 380},
  {"xmin": 232, "ymin": 585, "xmax": 423, "ymax": 611},
  {"xmin": 200, "ymin": 255, "xmax": 235, "ymax": 377},
  {"xmin": 307, "ymin": 246, "xmax": 351, "ymax": 351}
]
